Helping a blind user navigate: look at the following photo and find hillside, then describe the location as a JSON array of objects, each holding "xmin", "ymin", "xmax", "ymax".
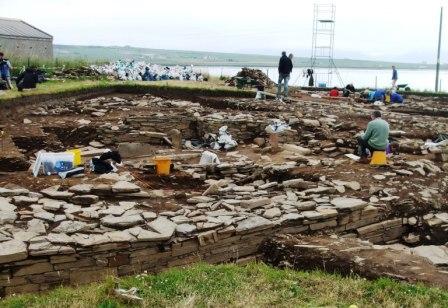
[{"xmin": 54, "ymin": 45, "xmax": 444, "ymax": 69}]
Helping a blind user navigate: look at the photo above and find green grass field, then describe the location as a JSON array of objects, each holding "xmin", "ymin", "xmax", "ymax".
[
  {"xmin": 7, "ymin": 45, "xmax": 445, "ymax": 70},
  {"xmin": 2, "ymin": 78, "xmax": 448, "ymax": 101},
  {"xmin": 53, "ymin": 45, "xmax": 446, "ymax": 70},
  {"xmin": 1, "ymin": 263, "xmax": 447, "ymax": 308}
]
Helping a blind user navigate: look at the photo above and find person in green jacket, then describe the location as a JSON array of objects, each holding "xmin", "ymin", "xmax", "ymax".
[{"xmin": 357, "ymin": 110, "xmax": 390, "ymax": 163}]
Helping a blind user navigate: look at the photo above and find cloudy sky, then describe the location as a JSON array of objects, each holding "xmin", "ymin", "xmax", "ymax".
[{"xmin": 1, "ymin": 0, "xmax": 447, "ymax": 63}]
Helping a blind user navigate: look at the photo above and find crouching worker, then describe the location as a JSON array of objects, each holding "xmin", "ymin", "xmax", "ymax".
[
  {"xmin": 16, "ymin": 67, "xmax": 38, "ymax": 92},
  {"xmin": 343, "ymin": 83, "xmax": 356, "ymax": 97},
  {"xmin": 329, "ymin": 87, "xmax": 340, "ymax": 97},
  {"xmin": 385, "ymin": 90, "xmax": 404, "ymax": 104},
  {"xmin": 357, "ymin": 110, "xmax": 389, "ymax": 163}
]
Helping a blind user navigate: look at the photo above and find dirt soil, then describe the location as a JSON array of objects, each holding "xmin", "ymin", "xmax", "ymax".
[
  {"xmin": 0, "ymin": 89, "xmax": 447, "ymax": 287},
  {"xmin": 262, "ymin": 234, "xmax": 448, "ymax": 289}
]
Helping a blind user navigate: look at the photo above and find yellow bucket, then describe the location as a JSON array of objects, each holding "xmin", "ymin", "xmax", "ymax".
[
  {"xmin": 154, "ymin": 156, "xmax": 171, "ymax": 176},
  {"xmin": 67, "ymin": 149, "xmax": 82, "ymax": 166},
  {"xmin": 370, "ymin": 151, "xmax": 387, "ymax": 166}
]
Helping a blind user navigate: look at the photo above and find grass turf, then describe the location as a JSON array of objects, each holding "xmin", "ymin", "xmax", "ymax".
[
  {"xmin": 1, "ymin": 263, "xmax": 447, "ymax": 308},
  {"xmin": 0, "ymin": 79, "xmax": 254, "ymax": 101}
]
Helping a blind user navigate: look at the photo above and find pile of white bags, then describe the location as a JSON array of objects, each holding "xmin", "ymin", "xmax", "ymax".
[{"xmin": 91, "ymin": 60, "xmax": 205, "ymax": 81}]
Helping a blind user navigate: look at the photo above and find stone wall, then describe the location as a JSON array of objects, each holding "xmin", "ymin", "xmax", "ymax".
[
  {"xmin": 0, "ymin": 203, "xmax": 406, "ymax": 297},
  {"xmin": 197, "ymin": 119, "xmax": 267, "ymax": 141},
  {"xmin": 99, "ymin": 115, "xmax": 298, "ymax": 146},
  {"xmin": 97, "ymin": 114, "xmax": 197, "ymax": 146},
  {"xmin": 0, "ymin": 36, "xmax": 53, "ymax": 60}
]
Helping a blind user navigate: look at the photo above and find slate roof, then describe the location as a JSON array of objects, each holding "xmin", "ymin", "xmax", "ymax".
[{"xmin": 0, "ymin": 17, "xmax": 52, "ymax": 40}]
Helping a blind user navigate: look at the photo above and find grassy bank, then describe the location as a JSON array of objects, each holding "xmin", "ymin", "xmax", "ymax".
[
  {"xmin": 2, "ymin": 78, "xmax": 448, "ymax": 103},
  {"xmin": 7, "ymin": 58, "xmax": 106, "ymax": 77},
  {"xmin": 1, "ymin": 263, "xmax": 447, "ymax": 307},
  {"xmin": 0, "ymin": 78, "xmax": 253, "ymax": 101}
]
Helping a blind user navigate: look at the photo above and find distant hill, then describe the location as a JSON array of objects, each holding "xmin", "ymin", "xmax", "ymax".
[{"xmin": 54, "ymin": 45, "xmax": 445, "ymax": 70}]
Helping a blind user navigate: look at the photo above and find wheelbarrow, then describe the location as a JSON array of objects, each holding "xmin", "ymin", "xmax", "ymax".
[{"xmin": 397, "ymin": 84, "xmax": 411, "ymax": 91}]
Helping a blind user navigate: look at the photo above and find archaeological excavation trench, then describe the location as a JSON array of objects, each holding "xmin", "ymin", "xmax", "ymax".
[{"xmin": 0, "ymin": 88, "xmax": 447, "ymax": 295}]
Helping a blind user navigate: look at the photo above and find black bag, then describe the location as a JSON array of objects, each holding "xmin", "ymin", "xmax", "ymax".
[{"xmin": 91, "ymin": 151, "xmax": 122, "ymax": 174}]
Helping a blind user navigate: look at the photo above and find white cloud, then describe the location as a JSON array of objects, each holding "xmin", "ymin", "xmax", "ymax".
[{"xmin": 1, "ymin": 0, "xmax": 447, "ymax": 62}]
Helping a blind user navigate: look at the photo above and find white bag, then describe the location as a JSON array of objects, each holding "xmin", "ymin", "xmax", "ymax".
[
  {"xmin": 199, "ymin": 151, "xmax": 220, "ymax": 165},
  {"xmin": 213, "ymin": 126, "xmax": 238, "ymax": 150},
  {"xmin": 265, "ymin": 119, "xmax": 290, "ymax": 134}
]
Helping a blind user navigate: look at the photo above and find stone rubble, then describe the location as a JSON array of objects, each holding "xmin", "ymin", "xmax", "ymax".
[{"xmin": 0, "ymin": 92, "xmax": 447, "ymax": 295}]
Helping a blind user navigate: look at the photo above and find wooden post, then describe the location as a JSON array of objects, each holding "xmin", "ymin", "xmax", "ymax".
[
  {"xmin": 436, "ymin": 7, "xmax": 443, "ymax": 92},
  {"xmin": 169, "ymin": 129, "xmax": 182, "ymax": 150},
  {"xmin": 269, "ymin": 133, "xmax": 280, "ymax": 152}
]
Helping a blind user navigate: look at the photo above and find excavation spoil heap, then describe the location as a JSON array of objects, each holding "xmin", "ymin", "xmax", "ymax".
[{"xmin": 226, "ymin": 68, "xmax": 275, "ymax": 88}]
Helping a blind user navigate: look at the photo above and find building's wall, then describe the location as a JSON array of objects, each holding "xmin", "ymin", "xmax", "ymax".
[{"xmin": 0, "ymin": 36, "xmax": 53, "ymax": 60}]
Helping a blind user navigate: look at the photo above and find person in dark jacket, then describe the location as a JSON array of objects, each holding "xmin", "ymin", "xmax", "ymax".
[
  {"xmin": 306, "ymin": 68, "xmax": 314, "ymax": 87},
  {"xmin": 343, "ymin": 83, "xmax": 356, "ymax": 97},
  {"xmin": 277, "ymin": 51, "xmax": 293, "ymax": 99},
  {"xmin": 391, "ymin": 65, "xmax": 398, "ymax": 89},
  {"xmin": 16, "ymin": 67, "xmax": 39, "ymax": 92},
  {"xmin": 345, "ymin": 83, "xmax": 356, "ymax": 93}
]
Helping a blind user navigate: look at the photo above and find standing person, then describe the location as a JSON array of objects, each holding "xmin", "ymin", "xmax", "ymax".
[
  {"xmin": 391, "ymin": 65, "xmax": 398, "ymax": 89},
  {"xmin": 306, "ymin": 68, "xmax": 314, "ymax": 87},
  {"xmin": 277, "ymin": 51, "xmax": 293, "ymax": 99},
  {"xmin": 357, "ymin": 110, "xmax": 390, "ymax": 163},
  {"xmin": 0, "ymin": 52, "xmax": 13, "ymax": 90}
]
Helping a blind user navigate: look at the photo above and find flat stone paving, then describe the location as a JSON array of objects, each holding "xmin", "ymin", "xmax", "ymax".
[{"xmin": 0, "ymin": 92, "xmax": 447, "ymax": 294}]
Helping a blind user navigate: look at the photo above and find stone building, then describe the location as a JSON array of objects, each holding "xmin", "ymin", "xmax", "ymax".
[{"xmin": 0, "ymin": 17, "xmax": 53, "ymax": 60}]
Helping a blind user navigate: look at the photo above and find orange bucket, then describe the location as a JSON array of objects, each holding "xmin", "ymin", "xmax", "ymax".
[{"xmin": 154, "ymin": 156, "xmax": 171, "ymax": 176}]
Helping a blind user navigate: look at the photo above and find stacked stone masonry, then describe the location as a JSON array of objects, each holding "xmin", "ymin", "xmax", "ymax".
[{"xmin": 1, "ymin": 94, "xmax": 448, "ymax": 296}]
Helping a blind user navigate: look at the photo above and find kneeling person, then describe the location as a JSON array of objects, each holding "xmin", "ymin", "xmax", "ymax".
[
  {"xmin": 16, "ymin": 67, "xmax": 38, "ymax": 92},
  {"xmin": 357, "ymin": 110, "xmax": 389, "ymax": 163}
]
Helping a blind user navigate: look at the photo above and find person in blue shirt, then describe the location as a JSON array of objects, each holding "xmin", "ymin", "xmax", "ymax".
[
  {"xmin": 361, "ymin": 89, "xmax": 375, "ymax": 101},
  {"xmin": 392, "ymin": 65, "xmax": 398, "ymax": 89},
  {"xmin": 372, "ymin": 89, "xmax": 386, "ymax": 102},
  {"xmin": 0, "ymin": 52, "xmax": 13, "ymax": 90},
  {"xmin": 387, "ymin": 90, "xmax": 404, "ymax": 103}
]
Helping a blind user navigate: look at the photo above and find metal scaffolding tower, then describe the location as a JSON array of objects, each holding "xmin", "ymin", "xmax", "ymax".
[{"xmin": 309, "ymin": 3, "xmax": 343, "ymax": 87}]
